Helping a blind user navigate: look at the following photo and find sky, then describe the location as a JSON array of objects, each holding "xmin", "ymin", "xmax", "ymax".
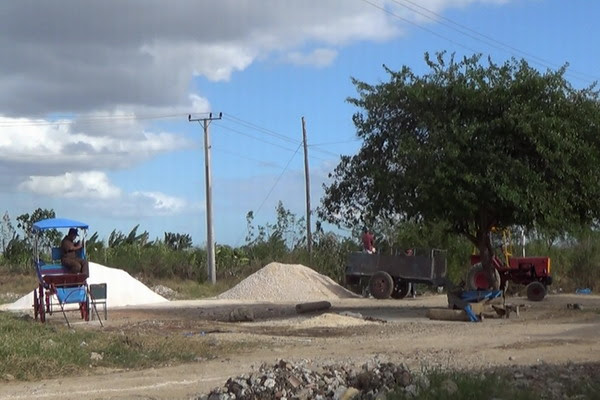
[{"xmin": 0, "ymin": 0, "xmax": 598, "ymax": 247}]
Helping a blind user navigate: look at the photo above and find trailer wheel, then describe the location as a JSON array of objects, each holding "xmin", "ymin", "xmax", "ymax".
[
  {"xmin": 391, "ymin": 279, "xmax": 410, "ymax": 299},
  {"xmin": 369, "ymin": 271, "xmax": 394, "ymax": 299},
  {"xmin": 466, "ymin": 263, "xmax": 501, "ymax": 290},
  {"xmin": 526, "ymin": 281, "xmax": 546, "ymax": 301}
]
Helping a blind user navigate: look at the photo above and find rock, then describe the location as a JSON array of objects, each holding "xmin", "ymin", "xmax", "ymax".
[
  {"xmin": 90, "ymin": 352, "xmax": 103, "ymax": 361},
  {"xmin": 229, "ymin": 307, "xmax": 255, "ymax": 322},
  {"xmin": 3, "ymin": 373, "xmax": 15, "ymax": 381},
  {"xmin": 375, "ymin": 391, "xmax": 387, "ymax": 400},
  {"xmin": 151, "ymin": 284, "xmax": 178, "ymax": 299},
  {"xmin": 339, "ymin": 387, "xmax": 360, "ymax": 400},
  {"xmin": 404, "ymin": 384, "xmax": 418, "ymax": 397},
  {"xmin": 395, "ymin": 369, "xmax": 412, "ymax": 387},
  {"xmin": 418, "ymin": 375, "xmax": 430, "ymax": 390},
  {"xmin": 440, "ymin": 379, "xmax": 458, "ymax": 395},
  {"xmin": 263, "ymin": 377, "xmax": 276, "ymax": 389}
]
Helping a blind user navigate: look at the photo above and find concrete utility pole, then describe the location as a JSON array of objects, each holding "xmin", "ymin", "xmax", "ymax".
[
  {"xmin": 302, "ymin": 117, "xmax": 312, "ymax": 258},
  {"xmin": 188, "ymin": 112, "xmax": 222, "ymax": 284}
]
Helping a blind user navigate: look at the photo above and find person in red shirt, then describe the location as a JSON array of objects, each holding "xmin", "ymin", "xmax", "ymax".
[{"xmin": 361, "ymin": 227, "xmax": 376, "ymax": 254}]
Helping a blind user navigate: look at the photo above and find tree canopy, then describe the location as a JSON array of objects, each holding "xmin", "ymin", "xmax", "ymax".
[{"xmin": 319, "ymin": 52, "xmax": 600, "ymax": 277}]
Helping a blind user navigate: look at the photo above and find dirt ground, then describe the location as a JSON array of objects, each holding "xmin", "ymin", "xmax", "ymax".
[{"xmin": 1, "ymin": 293, "xmax": 600, "ymax": 400}]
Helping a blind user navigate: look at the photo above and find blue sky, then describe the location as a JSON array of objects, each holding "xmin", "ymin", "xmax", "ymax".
[{"xmin": 0, "ymin": 0, "xmax": 598, "ymax": 246}]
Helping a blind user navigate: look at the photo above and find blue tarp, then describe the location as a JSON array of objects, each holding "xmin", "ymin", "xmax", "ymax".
[{"xmin": 32, "ymin": 218, "xmax": 89, "ymax": 232}]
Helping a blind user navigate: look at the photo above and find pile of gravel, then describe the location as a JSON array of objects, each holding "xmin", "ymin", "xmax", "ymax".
[
  {"xmin": 217, "ymin": 262, "xmax": 359, "ymax": 302},
  {"xmin": 194, "ymin": 359, "xmax": 413, "ymax": 400}
]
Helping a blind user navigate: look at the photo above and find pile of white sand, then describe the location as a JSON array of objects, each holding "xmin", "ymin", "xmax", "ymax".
[
  {"xmin": 298, "ymin": 313, "xmax": 374, "ymax": 328},
  {"xmin": 217, "ymin": 262, "xmax": 359, "ymax": 302},
  {"xmin": 2, "ymin": 262, "xmax": 168, "ymax": 311}
]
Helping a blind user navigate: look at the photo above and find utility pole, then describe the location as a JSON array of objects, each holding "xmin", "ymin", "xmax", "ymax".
[
  {"xmin": 188, "ymin": 112, "xmax": 222, "ymax": 284},
  {"xmin": 302, "ymin": 117, "xmax": 312, "ymax": 258}
]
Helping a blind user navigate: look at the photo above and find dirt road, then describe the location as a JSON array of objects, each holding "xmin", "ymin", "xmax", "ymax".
[{"xmin": 1, "ymin": 293, "xmax": 599, "ymax": 399}]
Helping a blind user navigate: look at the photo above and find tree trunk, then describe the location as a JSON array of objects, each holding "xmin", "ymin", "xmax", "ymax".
[{"xmin": 477, "ymin": 231, "xmax": 500, "ymax": 290}]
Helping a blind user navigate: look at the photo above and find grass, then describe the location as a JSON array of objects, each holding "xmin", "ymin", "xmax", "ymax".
[
  {"xmin": 387, "ymin": 369, "xmax": 540, "ymax": 400},
  {"xmin": 0, "ymin": 312, "xmax": 244, "ymax": 381},
  {"xmin": 0, "ymin": 272, "xmax": 37, "ymax": 305},
  {"xmin": 135, "ymin": 275, "xmax": 242, "ymax": 299}
]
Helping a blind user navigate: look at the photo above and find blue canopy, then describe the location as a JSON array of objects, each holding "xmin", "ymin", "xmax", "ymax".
[{"xmin": 32, "ymin": 218, "xmax": 89, "ymax": 232}]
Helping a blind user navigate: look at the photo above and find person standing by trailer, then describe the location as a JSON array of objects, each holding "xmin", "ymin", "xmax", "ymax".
[
  {"xmin": 362, "ymin": 227, "xmax": 376, "ymax": 254},
  {"xmin": 405, "ymin": 248, "xmax": 417, "ymax": 298}
]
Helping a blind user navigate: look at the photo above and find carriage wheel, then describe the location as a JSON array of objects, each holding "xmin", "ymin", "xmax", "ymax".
[
  {"xmin": 45, "ymin": 291, "xmax": 51, "ymax": 314},
  {"xmin": 80, "ymin": 300, "xmax": 90, "ymax": 321},
  {"xmin": 33, "ymin": 290, "xmax": 39, "ymax": 321},
  {"xmin": 38, "ymin": 286, "xmax": 46, "ymax": 323}
]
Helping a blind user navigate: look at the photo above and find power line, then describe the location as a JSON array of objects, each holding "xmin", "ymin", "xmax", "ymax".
[
  {"xmin": 212, "ymin": 146, "xmax": 286, "ymax": 169},
  {"xmin": 223, "ymin": 114, "xmax": 300, "ymax": 145},
  {"xmin": 254, "ymin": 143, "xmax": 302, "ymax": 216},
  {"xmin": 234, "ymin": 143, "xmax": 303, "ymax": 246},
  {"xmin": 214, "ymin": 122, "xmax": 300, "ymax": 153},
  {"xmin": 214, "ymin": 121, "xmax": 331, "ymax": 162},
  {"xmin": 388, "ymin": 0, "xmax": 598, "ymax": 83},
  {"xmin": 310, "ymin": 138, "xmax": 361, "ymax": 146},
  {"xmin": 358, "ymin": 0, "xmax": 481, "ymax": 54},
  {"xmin": 359, "ymin": 0, "xmax": 597, "ymax": 84}
]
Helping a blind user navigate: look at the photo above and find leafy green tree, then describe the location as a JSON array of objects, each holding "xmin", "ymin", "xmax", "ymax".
[
  {"xmin": 320, "ymin": 52, "xmax": 600, "ymax": 287},
  {"xmin": 16, "ymin": 208, "xmax": 60, "ymax": 249},
  {"xmin": 164, "ymin": 232, "xmax": 193, "ymax": 251},
  {"xmin": 0, "ymin": 211, "xmax": 16, "ymax": 253}
]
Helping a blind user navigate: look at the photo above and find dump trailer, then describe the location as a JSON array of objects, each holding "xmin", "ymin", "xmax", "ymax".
[{"xmin": 345, "ymin": 249, "xmax": 448, "ymax": 299}]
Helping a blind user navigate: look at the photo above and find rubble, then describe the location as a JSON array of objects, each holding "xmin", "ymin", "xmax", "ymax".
[{"xmin": 194, "ymin": 359, "xmax": 413, "ymax": 400}]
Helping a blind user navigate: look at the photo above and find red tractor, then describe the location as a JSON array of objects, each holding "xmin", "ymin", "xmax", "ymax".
[{"xmin": 466, "ymin": 230, "xmax": 552, "ymax": 301}]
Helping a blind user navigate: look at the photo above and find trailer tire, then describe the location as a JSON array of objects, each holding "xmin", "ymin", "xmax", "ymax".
[
  {"xmin": 369, "ymin": 271, "xmax": 394, "ymax": 299},
  {"xmin": 391, "ymin": 279, "xmax": 410, "ymax": 299},
  {"xmin": 466, "ymin": 263, "xmax": 501, "ymax": 290},
  {"xmin": 526, "ymin": 281, "xmax": 546, "ymax": 301}
]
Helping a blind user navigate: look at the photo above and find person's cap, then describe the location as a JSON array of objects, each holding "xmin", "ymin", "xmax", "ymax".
[{"xmin": 68, "ymin": 228, "xmax": 78, "ymax": 236}]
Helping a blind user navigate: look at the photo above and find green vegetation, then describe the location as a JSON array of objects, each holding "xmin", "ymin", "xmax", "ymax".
[
  {"xmin": 388, "ymin": 369, "xmax": 540, "ymax": 400},
  {"xmin": 1, "ymin": 202, "xmax": 600, "ymax": 296},
  {"xmin": 0, "ymin": 312, "xmax": 241, "ymax": 380},
  {"xmin": 320, "ymin": 51, "xmax": 600, "ymax": 285}
]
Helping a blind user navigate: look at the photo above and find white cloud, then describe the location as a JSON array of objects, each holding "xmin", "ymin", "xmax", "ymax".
[
  {"xmin": 0, "ymin": 115, "xmax": 192, "ymax": 178},
  {"xmin": 131, "ymin": 191, "xmax": 187, "ymax": 215},
  {"xmin": 87, "ymin": 190, "xmax": 198, "ymax": 218},
  {"xmin": 284, "ymin": 48, "xmax": 338, "ymax": 68},
  {"xmin": 19, "ymin": 171, "xmax": 121, "ymax": 199},
  {"xmin": 0, "ymin": 0, "xmax": 511, "ymax": 117}
]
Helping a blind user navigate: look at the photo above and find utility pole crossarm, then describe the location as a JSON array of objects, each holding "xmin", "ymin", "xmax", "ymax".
[{"xmin": 188, "ymin": 112, "xmax": 223, "ymax": 285}]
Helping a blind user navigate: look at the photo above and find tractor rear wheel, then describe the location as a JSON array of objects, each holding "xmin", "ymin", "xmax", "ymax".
[
  {"xmin": 369, "ymin": 271, "xmax": 394, "ymax": 299},
  {"xmin": 526, "ymin": 281, "xmax": 546, "ymax": 301},
  {"xmin": 391, "ymin": 279, "xmax": 410, "ymax": 299},
  {"xmin": 466, "ymin": 263, "xmax": 501, "ymax": 290}
]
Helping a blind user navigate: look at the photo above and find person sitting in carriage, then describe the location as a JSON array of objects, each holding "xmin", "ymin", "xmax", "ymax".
[{"xmin": 60, "ymin": 228, "xmax": 89, "ymax": 278}]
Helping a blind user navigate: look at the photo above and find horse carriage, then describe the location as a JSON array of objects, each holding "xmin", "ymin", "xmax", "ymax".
[{"xmin": 32, "ymin": 218, "xmax": 103, "ymax": 327}]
